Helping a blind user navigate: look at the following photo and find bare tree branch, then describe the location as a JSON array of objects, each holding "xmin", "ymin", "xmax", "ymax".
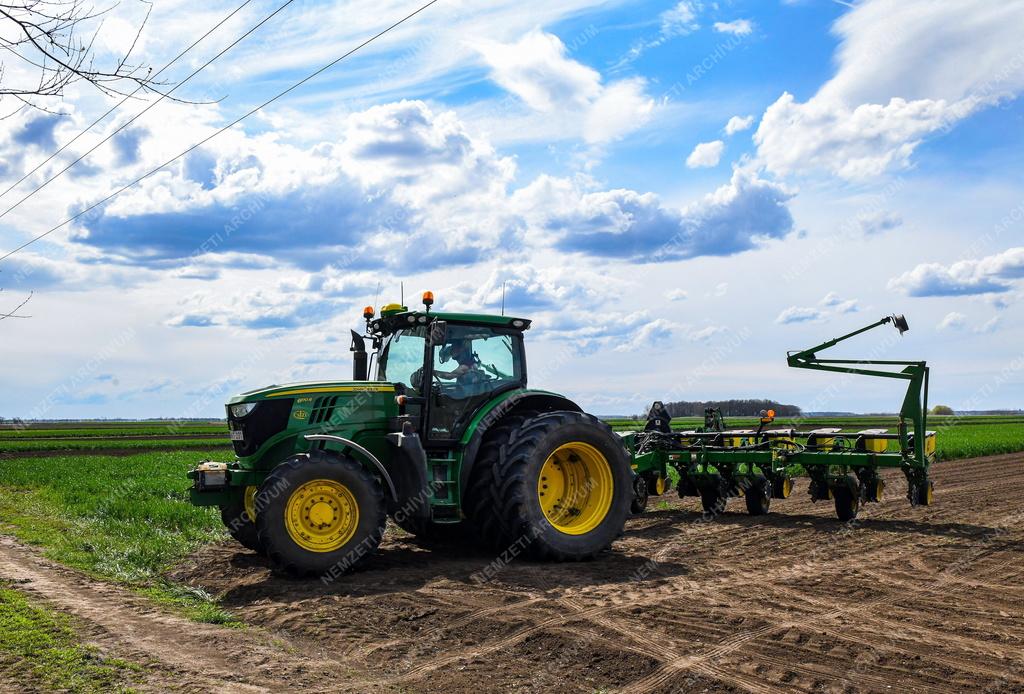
[
  {"xmin": 0, "ymin": 288, "xmax": 32, "ymax": 320},
  {"xmin": 0, "ymin": 0, "xmax": 169, "ymax": 110}
]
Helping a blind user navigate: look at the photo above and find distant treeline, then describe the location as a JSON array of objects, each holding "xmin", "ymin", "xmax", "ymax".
[{"xmin": 658, "ymin": 400, "xmax": 802, "ymax": 418}]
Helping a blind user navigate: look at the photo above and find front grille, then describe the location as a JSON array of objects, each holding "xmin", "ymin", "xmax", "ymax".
[{"xmin": 227, "ymin": 399, "xmax": 293, "ymax": 456}]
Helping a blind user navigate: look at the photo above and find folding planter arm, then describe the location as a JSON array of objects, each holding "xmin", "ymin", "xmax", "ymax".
[{"xmin": 786, "ymin": 315, "xmax": 930, "ymax": 465}]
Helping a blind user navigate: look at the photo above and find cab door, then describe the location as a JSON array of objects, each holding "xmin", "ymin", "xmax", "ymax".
[{"xmin": 424, "ymin": 325, "xmax": 524, "ymax": 443}]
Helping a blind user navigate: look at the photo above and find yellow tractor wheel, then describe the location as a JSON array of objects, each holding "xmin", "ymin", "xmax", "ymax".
[
  {"xmin": 256, "ymin": 451, "xmax": 386, "ymax": 577},
  {"xmin": 480, "ymin": 411, "xmax": 632, "ymax": 561}
]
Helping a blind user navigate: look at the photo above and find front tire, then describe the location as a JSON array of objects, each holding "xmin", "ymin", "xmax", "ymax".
[
  {"xmin": 256, "ymin": 451, "xmax": 386, "ymax": 577},
  {"xmin": 483, "ymin": 411, "xmax": 632, "ymax": 561},
  {"xmin": 219, "ymin": 485, "xmax": 264, "ymax": 554}
]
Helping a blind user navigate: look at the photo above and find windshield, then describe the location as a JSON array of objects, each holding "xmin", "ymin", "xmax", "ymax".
[{"xmin": 376, "ymin": 327, "xmax": 427, "ymax": 394}]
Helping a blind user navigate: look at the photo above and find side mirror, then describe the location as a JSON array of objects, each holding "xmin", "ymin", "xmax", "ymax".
[{"xmin": 429, "ymin": 320, "xmax": 448, "ymax": 346}]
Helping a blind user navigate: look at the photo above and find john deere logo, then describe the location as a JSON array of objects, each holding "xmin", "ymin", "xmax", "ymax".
[{"xmin": 293, "ymin": 410, "xmax": 309, "ymax": 420}]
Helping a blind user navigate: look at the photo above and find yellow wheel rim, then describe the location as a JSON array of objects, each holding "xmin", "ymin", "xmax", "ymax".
[
  {"xmin": 654, "ymin": 476, "xmax": 666, "ymax": 495},
  {"xmin": 243, "ymin": 485, "xmax": 258, "ymax": 522},
  {"xmin": 781, "ymin": 478, "xmax": 793, "ymax": 499},
  {"xmin": 537, "ymin": 442, "xmax": 614, "ymax": 535},
  {"xmin": 284, "ymin": 479, "xmax": 359, "ymax": 553}
]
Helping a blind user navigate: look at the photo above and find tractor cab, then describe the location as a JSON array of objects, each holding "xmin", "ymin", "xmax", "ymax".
[{"xmin": 354, "ymin": 298, "xmax": 531, "ymax": 446}]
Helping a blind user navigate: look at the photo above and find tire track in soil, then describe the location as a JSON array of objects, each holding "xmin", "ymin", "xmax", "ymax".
[
  {"xmin": 0, "ymin": 537, "xmax": 357, "ymax": 693},
  {"xmin": 166, "ymin": 454, "xmax": 1024, "ymax": 693},
  {"xmin": 617, "ymin": 459, "xmax": 1024, "ymax": 692}
]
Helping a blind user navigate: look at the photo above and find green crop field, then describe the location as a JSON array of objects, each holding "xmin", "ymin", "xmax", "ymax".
[
  {"xmin": 0, "ymin": 424, "xmax": 225, "ymax": 439},
  {"xmin": 0, "ymin": 415, "xmax": 1018, "ymax": 629},
  {"xmin": 0, "ymin": 449, "xmax": 237, "ymax": 624},
  {"xmin": 0, "ymin": 437, "xmax": 230, "ymax": 453}
]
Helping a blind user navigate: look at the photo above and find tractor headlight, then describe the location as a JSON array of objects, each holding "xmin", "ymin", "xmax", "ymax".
[{"xmin": 230, "ymin": 402, "xmax": 258, "ymax": 418}]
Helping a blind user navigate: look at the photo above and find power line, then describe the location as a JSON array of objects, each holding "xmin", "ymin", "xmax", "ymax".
[
  {"xmin": 0, "ymin": 0, "xmax": 299, "ymax": 224},
  {"xmin": 0, "ymin": 0, "xmax": 441, "ymax": 264},
  {"xmin": 0, "ymin": 0, "xmax": 258, "ymax": 203}
]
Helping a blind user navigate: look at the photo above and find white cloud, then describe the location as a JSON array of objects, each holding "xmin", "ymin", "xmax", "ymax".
[
  {"xmin": 937, "ymin": 312, "xmax": 966, "ymax": 331},
  {"xmin": 819, "ymin": 292, "xmax": 842, "ymax": 307},
  {"xmin": 776, "ymin": 306, "xmax": 823, "ymax": 324},
  {"xmin": 613, "ymin": 1, "xmax": 702, "ymax": 68},
  {"xmin": 818, "ymin": 292, "xmax": 860, "ymax": 314},
  {"xmin": 753, "ymin": 0, "xmax": 1024, "ymax": 179},
  {"xmin": 665, "ymin": 288, "xmax": 688, "ymax": 301},
  {"xmin": 755, "ymin": 93, "xmax": 959, "ymax": 179},
  {"xmin": 516, "ymin": 168, "xmax": 794, "ymax": 261},
  {"xmin": 583, "ymin": 79, "xmax": 656, "ymax": 144},
  {"xmin": 686, "ymin": 140, "xmax": 725, "ymax": 168},
  {"xmin": 888, "ymin": 247, "xmax": 1024, "ymax": 296},
  {"xmin": 473, "ymin": 31, "xmax": 600, "ymax": 113},
  {"xmin": 857, "ymin": 210, "xmax": 903, "ymax": 235},
  {"xmin": 443, "ymin": 265, "xmax": 618, "ymax": 315},
  {"xmin": 713, "ymin": 19, "xmax": 753, "ymax": 36},
  {"xmin": 613, "ymin": 318, "xmax": 675, "ymax": 352},
  {"xmin": 724, "ymin": 115, "xmax": 754, "ymax": 135},
  {"xmin": 834, "ymin": 299, "xmax": 860, "ymax": 314},
  {"xmin": 936, "ymin": 312, "xmax": 1000, "ymax": 334},
  {"xmin": 660, "ymin": 2, "xmax": 701, "ymax": 38},
  {"xmin": 689, "ymin": 325, "xmax": 728, "ymax": 342},
  {"xmin": 975, "ymin": 316, "xmax": 1001, "ymax": 334},
  {"xmin": 475, "ymin": 30, "xmax": 654, "ymax": 144}
]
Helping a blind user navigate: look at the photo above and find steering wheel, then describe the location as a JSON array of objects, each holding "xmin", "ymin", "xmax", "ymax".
[{"xmin": 433, "ymin": 371, "xmax": 444, "ymax": 384}]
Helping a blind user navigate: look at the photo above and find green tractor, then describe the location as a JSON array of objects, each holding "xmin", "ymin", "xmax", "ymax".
[{"xmin": 189, "ymin": 293, "xmax": 633, "ymax": 576}]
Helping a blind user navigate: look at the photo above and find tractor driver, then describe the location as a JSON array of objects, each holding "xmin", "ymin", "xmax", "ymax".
[{"xmin": 436, "ymin": 338, "xmax": 478, "ymax": 381}]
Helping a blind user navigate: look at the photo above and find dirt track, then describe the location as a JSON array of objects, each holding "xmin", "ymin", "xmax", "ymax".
[{"xmin": 5, "ymin": 454, "xmax": 1024, "ymax": 692}]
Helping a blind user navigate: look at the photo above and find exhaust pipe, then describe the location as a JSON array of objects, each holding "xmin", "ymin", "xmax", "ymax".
[{"xmin": 350, "ymin": 330, "xmax": 368, "ymax": 381}]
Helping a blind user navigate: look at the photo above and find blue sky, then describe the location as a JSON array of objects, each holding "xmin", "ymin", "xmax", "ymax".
[{"xmin": 1, "ymin": 0, "xmax": 1023, "ymax": 418}]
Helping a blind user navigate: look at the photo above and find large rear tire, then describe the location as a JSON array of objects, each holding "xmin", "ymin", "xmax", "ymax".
[
  {"xmin": 465, "ymin": 415, "xmax": 528, "ymax": 550},
  {"xmin": 478, "ymin": 411, "xmax": 632, "ymax": 561},
  {"xmin": 256, "ymin": 450, "xmax": 386, "ymax": 577}
]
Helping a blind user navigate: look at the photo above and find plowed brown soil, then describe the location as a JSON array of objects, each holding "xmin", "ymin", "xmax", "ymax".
[{"xmin": 6, "ymin": 454, "xmax": 1024, "ymax": 692}]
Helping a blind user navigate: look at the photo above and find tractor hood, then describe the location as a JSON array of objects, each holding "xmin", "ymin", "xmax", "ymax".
[
  {"xmin": 224, "ymin": 381, "xmax": 399, "ymax": 460},
  {"xmin": 227, "ymin": 381, "xmax": 396, "ymax": 405}
]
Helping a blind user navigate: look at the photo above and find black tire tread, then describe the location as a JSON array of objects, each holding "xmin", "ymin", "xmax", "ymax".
[
  {"xmin": 256, "ymin": 450, "xmax": 386, "ymax": 577},
  {"xmin": 465, "ymin": 415, "xmax": 528, "ymax": 550},
  {"xmin": 219, "ymin": 498, "xmax": 264, "ymax": 554},
  {"xmin": 487, "ymin": 411, "xmax": 631, "ymax": 561},
  {"xmin": 744, "ymin": 475, "xmax": 771, "ymax": 516}
]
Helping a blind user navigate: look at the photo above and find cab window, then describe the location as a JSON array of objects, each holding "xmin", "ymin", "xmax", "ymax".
[{"xmin": 427, "ymin": 325, "xmax": 523, "ymax": 440}]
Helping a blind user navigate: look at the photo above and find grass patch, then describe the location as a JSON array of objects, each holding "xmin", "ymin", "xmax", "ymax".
[
  {"xmin": 0, "ymin": 438, "xmax": 231, "ymax": 453},
  {"xmin": 0, "ymin": 583, "xmax": 142, "ymax": 692},
  {"xmin": 0, "ymin": 449, "xmax": 239, "ymax": 625},
  {"xmin": 0, "ymin": 425, "xmax": 225, "ymax": 440},
  {"xmin": 932, "ymin": 423, "xmax": 1024, "ymax": 461}
]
